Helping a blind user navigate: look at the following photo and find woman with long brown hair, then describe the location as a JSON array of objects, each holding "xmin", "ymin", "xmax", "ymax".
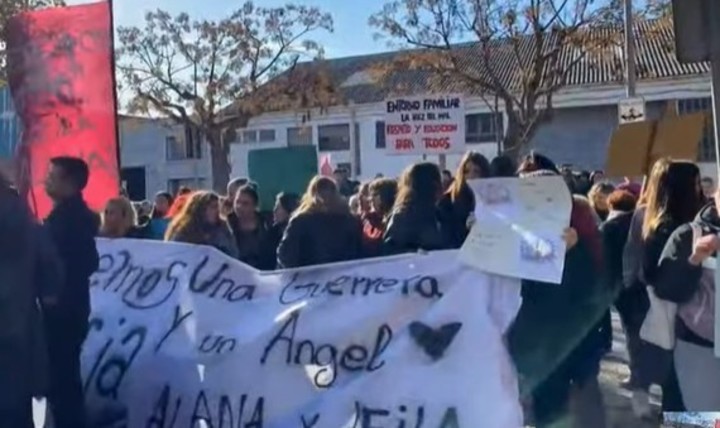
[
  {"xmin": 437, "ymin": 151, "xmax": 491, "ymax": 248},
  {"xmin": 622, "ymin": 159, "xmax": 703, "ymax": 415},
  {"xmin": 277, "ymin": 175, "xmax": 363, "ymax": 268},
  {"xmin": 383, "ymin": 162, "xmax": 448, "ymax": 254},
  {"xmin": 640, "ymin": 160, "xmax": 703, "ymax": 414},
  {"xmin": 165, "ymin": 191, "xmax": 239, "ymax": 258},
  {"xmin": 620, "ymin": 157, "xmax": 674, "ymax": 416}
]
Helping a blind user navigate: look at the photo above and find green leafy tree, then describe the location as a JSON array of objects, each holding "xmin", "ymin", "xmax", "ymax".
[{"xmin": 116, "ymin": 2, "xmax": 337, "ymax": 191}]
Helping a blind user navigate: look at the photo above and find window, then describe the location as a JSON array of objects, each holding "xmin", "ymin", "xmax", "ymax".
[
  {"xmin": 168, "ymin": 178, "xmax": 206, "ymax": 194},
  {"xmin": 239, "ymin": 129, "xmax": 276, "ymax": 144},
  {"xmin": 466, "ymin": 113, "xmax": 503, "ymax": 144},
  {"xmin": 259, "ymin": 129, "xmax": 276, "ymax": 142},
  {"xmin": 287, "ymin": 127, "xmax": 313, "ymax": 146},
  {"xmin": 165, "ymin": 136, "xmax": 183, "ymax": 160},
  {"xmin": 242, "ymin": 130, "xmax": 258, "ymax": 144},
  {"xmin": 353, "ymin": 123, "xmax": 361, "ymax": 175},
  {"xmin": 185, "ymin": 127, "xmax": 202, "ymax": 159},
  {"xmin": 166, "ymin": 128, "xmax": 202, "ymax": 161},
  {"xmin": 375, "ymin": 121, "xmax": 386, "ymax": 148},
  {"xmin": 318, "ymin": 124, "xmax": 350, "ymax": 151},
  {"xmin": 677, "ymin": 98, "xmax": 714, "ymax": 162}
]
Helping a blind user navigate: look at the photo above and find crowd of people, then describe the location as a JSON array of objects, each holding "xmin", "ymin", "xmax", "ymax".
[{"xmin": 1, "ymin": 150, "xmax": 719, "ymax": 427}]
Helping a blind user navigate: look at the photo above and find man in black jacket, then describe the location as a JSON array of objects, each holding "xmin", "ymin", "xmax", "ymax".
[{"xmin": 43, "ymin": 156, "xmax": 99, "ymax": 428}]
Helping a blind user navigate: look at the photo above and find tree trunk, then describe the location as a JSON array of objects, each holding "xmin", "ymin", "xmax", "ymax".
[
  {"xmin": 501, "ymin": 114, "xmax": 535, "ymax": 164},
  {"xmin": 208, "ymin": 134, "xmax": 231, "ymax": 194},
  {"xmin": 501, "ymin": 122, "xmax": 524, "ymax": 162}
]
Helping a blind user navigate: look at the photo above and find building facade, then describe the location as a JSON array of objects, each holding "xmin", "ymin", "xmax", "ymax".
[
  {"xmin": 119, "ymin": 115, "xmax": 211, "ymax": 201},
  {"xmin": 229, "ymin": 21, "xmax": 716, "ymax": 182},
  {"xmin": 229, "ymin": 75, "xmax": 715, "ymax": 181}
]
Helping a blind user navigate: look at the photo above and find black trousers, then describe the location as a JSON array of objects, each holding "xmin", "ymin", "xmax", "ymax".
[
  {"xmin": 44, "ymin": 314, "xmax": 88, "ymax": 428},
  {"xmin": 0, "ymin": 398, "xmax": 33, "ymax": 428}
]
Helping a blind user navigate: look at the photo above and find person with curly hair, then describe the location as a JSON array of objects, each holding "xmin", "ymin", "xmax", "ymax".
[{"xmin": 165, "ymin": 191, "xmax": 239, "ymax": 258}]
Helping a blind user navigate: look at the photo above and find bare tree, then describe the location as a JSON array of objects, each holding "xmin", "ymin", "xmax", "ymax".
[
  {"xmin": 116, "ymin": 2, "xmax": 337, "ymax": 191},
  {"xmin": 370, "ymin": 0, "xmax": 629, "ymax": 157},
  {"xmin": 645, "ymin": 0, "xmax": 671, "ymax": 18},
  {"xmin": 0, "ymin": 0, "xmax": 65, "ymax": 84}
]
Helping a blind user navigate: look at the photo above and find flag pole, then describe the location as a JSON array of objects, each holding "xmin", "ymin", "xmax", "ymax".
[{"xmin": 107, "ymin": 0, "xmax": 122, "ymax": 193}]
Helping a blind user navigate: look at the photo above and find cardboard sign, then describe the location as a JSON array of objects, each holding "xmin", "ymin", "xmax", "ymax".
[
  {"xmin": 605, "ymin": 111, "xmax": 707, "ymax": 177},
  {"xmin": 650, "ymin": 112, "xmax": 705, "ymax": 168},
  {"xmin": 82, "ymin": 239, "xmax": 524, "ymax": 428},
  {"xmin": 384, "ymin": 94, "xmax": 466, "ymax": 155}
]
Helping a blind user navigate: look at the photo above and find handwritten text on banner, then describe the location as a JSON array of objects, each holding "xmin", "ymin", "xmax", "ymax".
[
  {"xmin": 81, "ymin": 239, "xmax": 523, "ymax": 428},
  {"xmin": 384, "ymin": 94, "xmax": 466, "ymax": 155}
]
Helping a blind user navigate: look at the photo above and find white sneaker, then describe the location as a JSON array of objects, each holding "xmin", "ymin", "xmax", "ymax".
[{"xmin": 631, "ymin": 390, "xmax": 652, "ymax": 419}]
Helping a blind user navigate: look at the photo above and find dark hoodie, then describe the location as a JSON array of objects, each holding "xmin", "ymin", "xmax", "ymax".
[
  {"xmin": 655, "ymin": 202, "xmax": 719, "ymax": 348},
  {"xmin": 437, "ymin": 184, "xmax": 475, "ymax": 249},
  {"xmin": 507, "ymin": 168, "xmax": 609, "ymax": 425}
]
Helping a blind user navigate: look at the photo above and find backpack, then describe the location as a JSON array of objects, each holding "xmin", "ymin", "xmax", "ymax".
[{"xmin": 676, "ymin": 222, "xmax": 716, "ymax": 343}]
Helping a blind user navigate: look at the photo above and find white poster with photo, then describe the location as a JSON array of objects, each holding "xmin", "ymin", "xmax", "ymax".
[
  {"xmin": 81, "ymin": 239, "xmax": 523, "ymax": 428},
  {"xmin": 459, "ymin": 176, "xmax": 573, "ymax": 284},
  {"xmin": 384, "ymin": 94, "xmax": 465, "ymax": 155}
]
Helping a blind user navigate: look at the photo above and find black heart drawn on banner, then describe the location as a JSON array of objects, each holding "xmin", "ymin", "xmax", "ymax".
[{"xmin": 408, "ymin": 321, "xmax": 462, "ymax": 361}]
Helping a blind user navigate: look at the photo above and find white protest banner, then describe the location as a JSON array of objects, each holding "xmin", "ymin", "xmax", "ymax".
[
  {"xmin": 459, "ymin": 176, "xmax": 572, "ymax": 284},
  {"xmin": 384, "ymin": 94, "xmax": 465, "ymax": 155},
  {"xmin": 82, "ymin": 239, "xmax": 523, "ymax": 428}
]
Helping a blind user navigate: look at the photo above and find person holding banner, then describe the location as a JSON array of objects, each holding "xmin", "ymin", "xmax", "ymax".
[
  {"xmin": 227, "ymin": 185, "xmax": 271, "ymax": 269},
  {"xmin": 139, "ymin": 191, "xmax": 173, "ymax": 240},
  {"xmin": 277, "ymin": 175, "xmax": 364, "ymax": 268},
  {"xmin": 384, "ymin": 162, "xmax": 449, "ymax": 254},
  {"xmin": 43, "ymin": 156, "xmax": 100, "ymax": 428},
  {"xmin": 165, "ymin": 191, "xmax": 239, "ymax": 258},
  {"xmin": 362, "ymin": 178, "xmax": 398, "ymax": 257},
  {"xmin": 264, "ymin": 192, "xmax": 299, "ymax": 269},
  {"xmin": 99, "ymin": 197, "xmax": 143, "ymax": 239}
]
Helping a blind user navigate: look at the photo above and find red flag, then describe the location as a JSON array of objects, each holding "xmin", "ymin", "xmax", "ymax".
[
  {"xmin": 6, "ymin": 1, "xmax": 119, "ymax": 219},
  {"xmin": 716, "ymin": 419, "xmax": 720, "ymax": 428},
  {"xmin": 319, "ymin": 153, "xmax": 334, "ymax": 176}
]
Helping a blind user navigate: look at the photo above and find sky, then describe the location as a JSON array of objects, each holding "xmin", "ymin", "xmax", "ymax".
[{"xmin": 67, "ymin": 0, "xmax": 391, "ymax": 59}]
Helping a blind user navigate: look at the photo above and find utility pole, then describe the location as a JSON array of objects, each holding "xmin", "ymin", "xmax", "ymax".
[{"xmin": 624, "ymin": 0, "xmax": 637, "ymax": 97}]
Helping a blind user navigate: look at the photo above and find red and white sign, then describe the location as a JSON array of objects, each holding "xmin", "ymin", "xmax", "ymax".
[{"xmin": 384, "ymin": 94, "xmax": 466, "ymax": 155}]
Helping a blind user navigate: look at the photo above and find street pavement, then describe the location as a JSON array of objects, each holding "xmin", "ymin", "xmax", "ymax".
[
  {"xmin": 33, "ymin": 312, "xmax": 660, "ymax": 428},
  {"xmin": 599, "ymin": 311, "xmax": 662, "ymax": 428}
]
